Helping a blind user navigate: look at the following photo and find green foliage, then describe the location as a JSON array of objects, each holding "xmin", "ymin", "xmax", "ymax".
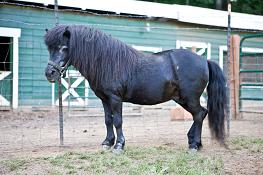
[
  {"xmin": 142, "ymin": 0, "xmax": 214, "ymax": 8},
  {"xmin": 141, "ymin": 0, "xmax": 263, "ymax": 15},
  {"xmin": 232, "ymin": 0, "xmax": 263, "ymax": 15}
]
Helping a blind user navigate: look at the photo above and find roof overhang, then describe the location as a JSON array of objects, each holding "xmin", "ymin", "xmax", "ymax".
[{"xmin": 13, "ymin": 0, "xmax": 263, "ymax": 31}]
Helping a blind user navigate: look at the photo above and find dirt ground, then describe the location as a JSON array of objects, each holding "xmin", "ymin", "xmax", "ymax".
[{"xmin": 0, "ymin": 108, "xmax": 262, "ymax": 175}]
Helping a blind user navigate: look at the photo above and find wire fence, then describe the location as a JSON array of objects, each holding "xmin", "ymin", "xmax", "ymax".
[
  {"xmin": 0, "ymin": 1, "xmax": 191, "ymax": 153},
  {"xmin": 0, "ymin": 1, "xmax": 263, "ymax": 153},
  {"xmin": 0, "ymin": 1, "xmax": 223, "ymax": 109},
  {"xmin": 239, "ymin": 35, "xmax": 263, "ymax": 113}
]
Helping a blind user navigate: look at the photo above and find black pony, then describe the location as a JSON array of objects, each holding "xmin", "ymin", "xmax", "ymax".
[{"xmin": 44, "ymin": 25, "xmax": 227, "ymax": 153}]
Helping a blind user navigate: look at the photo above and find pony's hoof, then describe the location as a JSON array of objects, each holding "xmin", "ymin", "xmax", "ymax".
[
  {"xmin": 102, "ymin": 144, "xmax": 111, "ymax": 151},
  {"xmin": 188, "ymin": 148, "xmax": 198, "ymax": 153},
  {"xmin": 112, "ymin": 148, "xmax": 124, "ymax": 155},
  {"xmin": 188, "ymin": 143, "xmax": 201, "ymax": 151}
]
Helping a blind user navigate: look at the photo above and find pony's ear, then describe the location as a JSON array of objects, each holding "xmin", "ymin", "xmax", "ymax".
[
  {"xmin": 45, "ymin": 28, "xmax": 48, "ymax": 33},
  {"xmin": 63, "ymin": 27, "xmax": 71, "ymax": 40}
]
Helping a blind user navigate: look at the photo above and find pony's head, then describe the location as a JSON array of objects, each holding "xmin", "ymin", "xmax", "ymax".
[
  {"xmin": 44, "ymin": 24, "xmax": 141, "ymax": 86},
  {"xmin": 44, "ymin": 26, "xmax": 71, "ymax": 83}
]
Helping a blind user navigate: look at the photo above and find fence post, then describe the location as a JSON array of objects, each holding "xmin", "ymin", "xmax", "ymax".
[
  {"xmin": 226, "ymin": 1, "xmax": 232, "ymax": 136},
  {"xmin": 53, "ymin": 0, "xmax": 64, "ymax": 146},
  {"xmin": 230, "ymin": 35, "xmax": 241, "ymax": 119}
]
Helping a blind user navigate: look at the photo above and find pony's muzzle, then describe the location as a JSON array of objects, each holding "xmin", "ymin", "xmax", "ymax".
[{"xmin": 45, "ymin": 65, "xmax": 60, "ymax": 83}]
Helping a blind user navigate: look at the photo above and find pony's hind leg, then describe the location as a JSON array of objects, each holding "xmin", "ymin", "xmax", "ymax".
[
  {"xmin": 187, "ymin": 107, "xmax": 207, "ymax": 150},
  {"xmin": 178, "ymin": 100, "xmax": 207, "ymax": 150},
  {"xmin": 101, "ymin": 101, "xmax": 115, "ymax": 150}
]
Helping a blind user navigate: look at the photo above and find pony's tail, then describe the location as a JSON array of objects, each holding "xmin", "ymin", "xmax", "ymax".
[{"xmin": 207, "ymin": 60, "xmax": 228, "ymax": 145}]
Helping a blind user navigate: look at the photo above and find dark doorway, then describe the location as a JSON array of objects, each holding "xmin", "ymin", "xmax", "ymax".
[{"xmin": 0, "ymin": 37, "xmax": 11, "ymax": 71}]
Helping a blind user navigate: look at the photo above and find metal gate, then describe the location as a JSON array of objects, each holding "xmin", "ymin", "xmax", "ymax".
[{"xmin": 239, "ymin": 34, "xmax": 263, "ymax": 114}]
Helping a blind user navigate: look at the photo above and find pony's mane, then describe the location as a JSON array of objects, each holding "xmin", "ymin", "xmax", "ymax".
[{"xmin": 45, "ymin": 25, "xmax": 144, "ymax": 87}]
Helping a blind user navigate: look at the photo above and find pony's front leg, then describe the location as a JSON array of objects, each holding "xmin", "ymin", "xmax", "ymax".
[
  {"xmin": 110, "ymin": 96, "xmax": 125, "ymax": 154},
  {"xmin": 101, "ymin": 101, "xmax": 115, "ymax": 150}
]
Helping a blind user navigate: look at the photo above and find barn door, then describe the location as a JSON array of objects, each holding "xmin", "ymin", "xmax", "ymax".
[
  {"xmin": 53, "ymin": 69, "xmax": 89, "ymax": 107},
  {"xmin": 0, "ymin": 37, "xmax": 12, "ymax": 108},
  {"xmin": 0, "ymin": 27, "xmax": 20, "ymax": 109}
]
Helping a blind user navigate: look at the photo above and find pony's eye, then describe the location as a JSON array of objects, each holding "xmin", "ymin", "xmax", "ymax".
[{"xmin": 62, "ymin": 46, "xmax": 68, "ymax": 51}]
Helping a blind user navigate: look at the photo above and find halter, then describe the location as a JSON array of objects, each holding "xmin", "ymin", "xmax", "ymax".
[{"xmin": 47, "ymin": 46, "xmax": 71, "ymax": 77}]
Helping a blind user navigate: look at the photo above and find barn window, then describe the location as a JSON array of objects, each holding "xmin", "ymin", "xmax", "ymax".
[{"xmin": 0, "ymin": 37, "xmax": 11, "ymax": 71}]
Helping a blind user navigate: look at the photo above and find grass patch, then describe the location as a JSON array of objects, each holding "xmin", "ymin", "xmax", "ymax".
[
  {"xmin": 1, "ymin": 158, "xmax": 29, "ymax": 171},
  {"xmin": 49, "ymin": 170, "xmax": 63, "ymax": 175},
  {"xmin": 3, "ymin": 137, "xmax": 263, "ymax": 174},
  {"xmin": 1, "ymin": 146, "xmax": 224, "ymax": 175},
  {"xmin": 42, "ymin": 146, "xmax": 223, "ymax": 175},
  {"xmin": 230, "ymin": 136, "xmax": 263, "ymax": 152}
]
